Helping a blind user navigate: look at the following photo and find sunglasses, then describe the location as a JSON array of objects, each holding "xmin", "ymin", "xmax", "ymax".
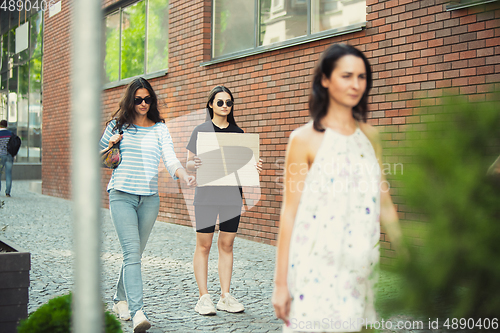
[
  {"xmin": 134, "ymin": 96, "xmax": 152, "ymax": 105},
  {"xmin": 216, "ymin": 99, "xmax": 233, "ymax": 107}
]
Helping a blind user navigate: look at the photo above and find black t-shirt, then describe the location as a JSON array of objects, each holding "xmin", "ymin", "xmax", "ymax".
[{"xmin": 186, "ymin": 120, "xmax": 244, "ymax": 206}]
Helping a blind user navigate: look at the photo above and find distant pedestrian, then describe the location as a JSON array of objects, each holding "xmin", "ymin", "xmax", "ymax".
[
  {"xmin": 100, "ymin": 78, "xmax": 195, "ymax": 332},
  {"xmin": 0, "ymin": 120, "xmax": 14, "ymax": 197},
  {"xmin": 272, "ymin": 44, "xmax": 402, "ymax": 333},
  {"xmin": 186, "ymin": 85, "xmax": 263, "ymax": 315}
]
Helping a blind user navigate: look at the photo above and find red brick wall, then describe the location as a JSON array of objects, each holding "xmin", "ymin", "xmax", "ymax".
[
  {"xmin": 43, "ymin": 0, "xmax": 500, "ymax": 263},
  {"xmin": 362, "ymin": 0, "xmax": 500, "ymax": 264},
  {"xmin": 41, "ymin": 0, "xmax": 72, "ymax": 199}
]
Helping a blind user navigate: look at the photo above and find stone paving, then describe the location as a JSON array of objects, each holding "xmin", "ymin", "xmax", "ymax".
[
  {"xmin": 1, "ymin": 181, "xmax": 282, "ymax": 333},
  {"xmin": 0, "ymin": 181, "xmax": 452, "ymax": 333}
]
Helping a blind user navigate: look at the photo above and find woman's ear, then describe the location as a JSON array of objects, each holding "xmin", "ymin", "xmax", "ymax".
[{"xmin": 321, "ymin": 74, "xmax": 330, "ymax": 89}]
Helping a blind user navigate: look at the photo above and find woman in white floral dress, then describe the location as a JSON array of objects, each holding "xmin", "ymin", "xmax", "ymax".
[{"xmin": 272, "ymin": 44, "xmax": 402, "ymax": 333}]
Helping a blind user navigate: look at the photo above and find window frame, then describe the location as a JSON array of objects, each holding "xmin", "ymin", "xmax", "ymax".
[
  {"xmin": 446, "ymin": 0, "xmax": 498, "ymax": 10},
  {"xmin": 102, "ymin": 0, "xmax": 169, "ymax": 90},
  {"xmin": 203, "ymin": 0, "xmax": 366, "ymax": 66}
]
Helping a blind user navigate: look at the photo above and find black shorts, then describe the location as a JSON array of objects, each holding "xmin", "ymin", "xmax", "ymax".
[{"xmin": 195, "ymin": 205, "xmax": 241, "ymax": 233}]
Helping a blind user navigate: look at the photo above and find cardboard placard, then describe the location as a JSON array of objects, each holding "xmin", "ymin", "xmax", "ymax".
[{"xmin": 196, "ymin": 132, "xmax": 259, "ymax": 186}]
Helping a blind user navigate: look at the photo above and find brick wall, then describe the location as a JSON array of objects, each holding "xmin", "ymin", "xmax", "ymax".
[
  {"xmin": 41, "ymin": 0, "xmax": 72, "ymax": 199},
  {"xmin": 43, "ymin": 0, "xmax": 500, "ymax": 263},
  {"xmin": 361, "ymin": 0, "xmax": 500, "ymax": 264}
]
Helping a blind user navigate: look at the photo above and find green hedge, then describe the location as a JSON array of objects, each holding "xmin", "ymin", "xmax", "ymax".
[{"xmin": 387, "ymin": 96, "xmax": 500, "ymax": 322}]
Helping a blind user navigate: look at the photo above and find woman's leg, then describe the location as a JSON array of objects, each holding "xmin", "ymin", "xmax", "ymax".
[
  {"xmin": 136, "ymin": 193, "xmax": 160, "ymax": 254},
  {"xmin": 193, "ymin": 205, "xmax": 218, "ymax": 296},
  {"xmin": 109, "ymin": 190, "xmax": 158, "ymax": 317},
  {"xmin": 217, "ymin": 205, "xmax": 241, "ymax": 295},
  {"xmin": 217, "ymin": 231, "xmax": 237, "ymax": 295},
  {"xmin": 113, "ymin": 194, "xmax": 159, "ymax": 305},
  {"xmin": 194, "ymin": 232, "xmax": 215, "ymax": 296}
]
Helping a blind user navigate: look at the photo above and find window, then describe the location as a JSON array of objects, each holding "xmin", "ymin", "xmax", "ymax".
[
  {"xmin": 212, "ymin": 0, "xmax": 366, "ymax": 59},
  {"xmin": 0, "ymin": 10, "xmax": 43, "ymax": 163},
  {"xmin": 103, "ymin": 0, "xmax": 169, "ymax": 84},
  {"xmin": 446, "ymin": 0, "xmax": 498, "ymax": 10}
]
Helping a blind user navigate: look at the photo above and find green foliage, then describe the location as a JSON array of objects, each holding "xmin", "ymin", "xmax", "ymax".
[
  {"xmin": 120, "ymin": 1, "xmax": 145, "ymax": 80},
  {"xmin": 104, "ymin": 13, "xmax": 120, "ymax": 83},
  {"xmin": 104, "ymin": 0, "xmax": 169, "ymax": 82},
  {"xmin": 17, "ymin": 293, "xmax": 122, "ymax": 333},
  {"xmin": 388, "ymin": 96, "xmax": 500, "ymax": 321}
]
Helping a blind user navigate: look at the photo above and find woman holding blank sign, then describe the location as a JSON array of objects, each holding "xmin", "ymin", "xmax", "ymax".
[{"xmin": 186, "ymin": 85, "xmax": 263, "ymax": 316}]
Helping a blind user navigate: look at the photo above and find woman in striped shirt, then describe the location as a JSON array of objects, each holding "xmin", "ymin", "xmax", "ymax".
[{"xmin": 100, "ymin": 77, "xmax": 195, "ymax": 332}]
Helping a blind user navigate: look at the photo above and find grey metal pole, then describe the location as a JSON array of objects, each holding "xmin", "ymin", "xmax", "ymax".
[{"xmin": 71, "ymin": 0, "xmax": 103, "ymax": 332}]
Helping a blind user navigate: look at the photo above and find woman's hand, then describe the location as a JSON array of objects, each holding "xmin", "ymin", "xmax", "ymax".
[
  {"xmin": 108, "ymin": 133, "xmax": 123, "ymax": 148},
  {"xmin": 255, "ymin": 158, "xmax": 263, "ymax": 174},
  {"xmin": 193, "ymin": 155, "xmax": 202, "ymax": 169},
  {"xmin": 272, "ymin": 284, "xmax": 291, "ymax": 326},
  {"xmin": 176, "ymin": 167, "xmax": 196, "ymax": 187},
  {"xmin": 184, "ymin": 174, "xmax": 196, "ymax": 187}
]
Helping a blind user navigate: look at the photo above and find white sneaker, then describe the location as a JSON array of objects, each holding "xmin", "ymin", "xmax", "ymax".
[
  {"xmin": 216, "ymin": 293, "xmax": 244, "ymax": 313},
  {"xmin": 112, "ymin": 301, "xmax": 131, "ymax": 321},
  {"xmin": 132, "ymin": 309, "xmax": 151, "ymax": 333},
  {"xmin": 194, "ymin": 294, "xmax": 216, "ymax": 315}
]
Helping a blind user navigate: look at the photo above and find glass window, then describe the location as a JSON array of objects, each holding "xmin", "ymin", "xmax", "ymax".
[
  {"xmin": 147, "ymin": 0, "xmax": 169, "ymax": 73},
  {"xmin": 0, "ymin": 73, "xmax": 7, "ymax": 121},
  {"xmin": 29, "ymin": 57, "xmax": 42, "ymax": 163},
  {"xmin": 446, "ymin": 0, "xmax": 497, "ymax": 10},
  {"xmin": 103, "ymin": 0, "xmax": 169, "ymax": 84},
  {"xmin": 8, "ymin": 28, "xmax": 16, "ymax": 64},
  {"xmin": 212, "ymin": 0, "xmax": 255, "ymax": 58},
  {"xmin": 104, "ymin": 11, "xmax": 120, "ymax": 83},
  {"xmin": 2, "ymin": 8, "xmax": 44, "ymax": 163},
  {"xmin": 260, "ymin": 0, "xmax": 308, "ymax": 46},
  {"xmin": 0, "ymin": 12, "xmax": 9, "ymax": 35},
  {"xmin": 213, "ymin": 0, "xmax": 366, "ymax": 58},
  {"xmin": 312, "ymin": 0, "xmax": 365, "ymax": 33},
  {"xmin": 17, "ymin": 22, "xmax": 30, "ymax": 63},
  {"xmin": 17, "ymin": 63, "xmax": 29, "ymax": 162},
  {"xmin": 1, "ymin": 34, "xmax": 8, "ymax": 71},
  {"xmin": 121, "ymin": 1, "xmax": 146, "ymax": 80},
  {"xmin": 8, "ymin": 66, "xmax": 18, "ymax": 126},
  {"xmin": 29, "ymin": 11, "xmax": 43, "ymax": 59}
]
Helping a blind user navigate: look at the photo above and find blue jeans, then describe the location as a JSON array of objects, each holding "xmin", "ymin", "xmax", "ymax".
[
  {"xmin": 0, "ymin": 154, "xmax": 13, "ymax": 195},
  {"xmin": 109, "ymin": 189, "xmax": 160, "ymax": 317}
]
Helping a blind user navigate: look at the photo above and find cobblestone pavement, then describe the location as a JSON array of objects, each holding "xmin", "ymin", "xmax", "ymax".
[
  {"xmin": 1, "ymin": 181, "xmax": 282, "ymax": 333},
  {"xmin": 1, "ymin": 181, "xmax": 451, "ymax": 333}
]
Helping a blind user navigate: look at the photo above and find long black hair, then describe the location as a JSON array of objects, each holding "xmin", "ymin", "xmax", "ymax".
[
  {"xmin": 107, "ymin": 77, "xmax": 164, "ymax": 131},
  {"xmin": 205, "ymin": 85, "xmax": 237, "ymax": 126},
  {"xmin": 309, "ymin": 43, "xmax": 372, "ymax": 132}
]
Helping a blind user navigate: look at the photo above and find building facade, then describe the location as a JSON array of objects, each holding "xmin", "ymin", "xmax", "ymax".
[
  {"xmin": 1, "ymin": 7, "xmax": 44, "ymax": 179},
  {"xmin": 40, "ymin": 0, "xmax": 499, "ymax": 264}
]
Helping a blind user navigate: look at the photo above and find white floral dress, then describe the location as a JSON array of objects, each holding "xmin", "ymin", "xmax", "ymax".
[{"xmin": 285, "ymin": 127, "xmax": 381, "ymax": 333}]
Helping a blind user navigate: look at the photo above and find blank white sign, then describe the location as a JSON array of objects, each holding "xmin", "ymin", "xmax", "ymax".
[{"xmin": 196, "ymin": 132, "xmax": 260, "ymax": 187}]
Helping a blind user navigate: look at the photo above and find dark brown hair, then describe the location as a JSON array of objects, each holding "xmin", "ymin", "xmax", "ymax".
[{"xmin": 107, "ymin": 77, "xmax": 164, "ymax": 131}]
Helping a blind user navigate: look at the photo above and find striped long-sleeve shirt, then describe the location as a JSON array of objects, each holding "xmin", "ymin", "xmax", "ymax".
[{"xmin": 99, "ymin": 120, "xmax": 183, "ymax": 195}]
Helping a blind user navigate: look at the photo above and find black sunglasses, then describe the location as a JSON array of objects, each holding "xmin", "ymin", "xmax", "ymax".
[
  {"xmin": 216, "ymin": 99, "xmax": 233, "ymax": 107},
  {"xmin": 134, "ymin": 96, "xmax": 152, "ymax": 105}
]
